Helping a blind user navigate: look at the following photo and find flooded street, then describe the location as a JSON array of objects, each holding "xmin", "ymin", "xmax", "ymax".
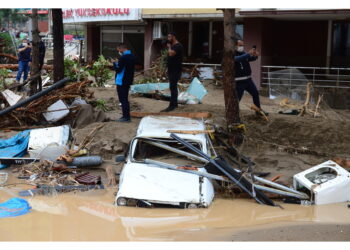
[{"xmin": 1, "ymin": 186, "xmax": 350, "ymax": 241}]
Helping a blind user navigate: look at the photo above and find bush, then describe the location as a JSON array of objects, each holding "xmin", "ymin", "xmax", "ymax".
[
  {"xmin": 64, "ymin": 56, "xmax": 88, "ymax": 82},
  {"xmin": 0, "ymin": 68, "xmax": 10, "ymax": 89},
  {"xmin": 0, "ymin": 32, "xmax": 16, "ymax": 55},
  {"xmin": 87, "ymin": 55, "xmax": 113, "ymax": 87}
]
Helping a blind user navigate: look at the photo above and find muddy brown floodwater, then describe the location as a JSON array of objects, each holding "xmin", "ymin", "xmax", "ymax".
[{"xmin": 1, "ymin": 186, "xmax": 350, "ymax": 241}]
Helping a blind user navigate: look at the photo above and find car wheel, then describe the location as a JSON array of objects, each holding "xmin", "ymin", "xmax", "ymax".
[
  {"xmin": 116, "ymin": 197, "xmax": 127, "ymax": 206},
  {"xmin": 186, "ymin": 203, "xmax": 198, "ymax": 209}
]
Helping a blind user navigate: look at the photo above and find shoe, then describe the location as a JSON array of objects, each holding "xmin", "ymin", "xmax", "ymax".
[
  {"xmin": 161, "ymin": 106, "xmax": 177, "ymax": 112},
  {"xmin": 116, "ymin": 117, "xmax": 131, "ymax": 122}
]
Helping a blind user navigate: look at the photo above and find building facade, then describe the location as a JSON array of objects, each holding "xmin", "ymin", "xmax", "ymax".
[{"xmin": 63, "ymin": 8, "xmax": 350, "ymax": 90}]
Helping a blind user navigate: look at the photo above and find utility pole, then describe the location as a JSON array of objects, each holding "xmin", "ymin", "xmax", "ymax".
[
  {"xmin": 221, "ymin": 9, "xmax": 242, "ymax": 145},
  {"xmin": 29, "ymin": 8, "xmax": 41, "ymax": 95},
  {"xmin": 52, "ymin": 9, "xmax": 64, "ymax": 82}
]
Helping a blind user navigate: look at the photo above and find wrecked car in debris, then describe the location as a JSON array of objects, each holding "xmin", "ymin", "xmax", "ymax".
[{"xmin": 115, "ymin": 116, "xmax": 215, "ymax": 208}]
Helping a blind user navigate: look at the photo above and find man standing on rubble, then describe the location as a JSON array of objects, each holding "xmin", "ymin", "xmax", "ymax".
[
  {"xmin": 234, "ymin": 40, "xmax": 268, "ymax": 116},
  {"xmin": 15, "ymin": 38, "xmax": 32, "ymax": 83},
  {"xmin": 113, "ymin": 43, "xmax": 135, "ymax": 122},
  {"xmin": 161, "ymin": 32, "xmax": 184, "ymax": 112}
]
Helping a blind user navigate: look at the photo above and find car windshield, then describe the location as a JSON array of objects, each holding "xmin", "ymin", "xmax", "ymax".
[{"xmin": 131, "ymin": 138, "xmax": 204, "ymax": 167}]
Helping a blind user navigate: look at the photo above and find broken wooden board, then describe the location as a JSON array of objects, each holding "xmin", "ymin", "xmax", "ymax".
[
  {"xmin": 130, "ymin": 111, "xmax": 212, "ymax": 119},
  {"xmin": 1, "ymin": 89, "xmax": 23, "ymax": 106}
]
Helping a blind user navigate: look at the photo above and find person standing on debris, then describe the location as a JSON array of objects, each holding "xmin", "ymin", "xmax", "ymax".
[
  {"xmin": 15, "ymin": 38, "xmax": 32, "ymax": 83},
  {"xmin": 161, "ymin": 32, "xmax": 184, "ymax": 112},
  {"xmin": 234, "ymin": 40, "xmax": 268, "ymax": 116},
  {"xmin": 113, "ymin": 43, "xmax": 135, "ymax": 122},
  {"xmin": 38, "ymin": 36, "xmax": 46, "ymax": 71}
]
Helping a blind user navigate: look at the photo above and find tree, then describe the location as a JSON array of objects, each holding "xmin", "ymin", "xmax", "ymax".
[
  {"xmin": 0, "ymin": 9, "xmax": 29, "ymax": 29},
  {"xmin": 221, "ymin": 9, "xmax": 242, "ymax": 146},
  {"xmin": 52, "ymin": 9, "xmax": 64, "ymax": 82},
  {"xmin": 29, "ymin": 8, "xmax": 42, "ymax": 95}
]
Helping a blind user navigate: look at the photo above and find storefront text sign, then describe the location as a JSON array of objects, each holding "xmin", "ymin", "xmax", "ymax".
[{"xmin": 63, "ymin": 8, "xmax": 141, "ymax": 23}]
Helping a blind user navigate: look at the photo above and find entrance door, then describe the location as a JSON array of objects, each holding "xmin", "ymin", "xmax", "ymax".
[{"xmin": 192, "ymin": 22, "xmax": 210, "ymax": 59}]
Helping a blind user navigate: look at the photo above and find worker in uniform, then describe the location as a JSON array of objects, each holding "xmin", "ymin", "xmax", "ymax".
[
  {"xmin": 234, "ymin": 39, "xmax": 268, "ymax": 116},
  {"xmin": 113, "ymin": 43, "xmax": 135, "ymax": 122}
]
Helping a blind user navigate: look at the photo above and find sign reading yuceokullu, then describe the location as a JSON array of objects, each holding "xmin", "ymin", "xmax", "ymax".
[{"xmin": 62, "ymin": 8, "xmax": 141, "ymax": 23}]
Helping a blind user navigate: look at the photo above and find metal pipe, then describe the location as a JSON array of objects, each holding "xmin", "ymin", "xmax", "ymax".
[
  {"xmin": 253, "ymin": 176, "xmax": 309, "ymax": 199},
  {"xmin": 143, "ymin": 140, "xmax": 208, "ymax": 164},
  {"xmin": 0, "ymin": 77, "xmax": 70, "ymax": 117},
  {"xmin": 144, "ymin": 159, "xmax": 226, "ymax": 181},
  {"xmin": 253, "ymin": 184, "xmax": 308, "ymax": 199},
  {"xmin": 170, "ymin": 133, "xmax": 269, "ymax": 205}
]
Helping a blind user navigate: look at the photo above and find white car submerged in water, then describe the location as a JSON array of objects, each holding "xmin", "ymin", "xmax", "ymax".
[{"xmin": 115, "ymin": 116, "xmax": 215, "ymax": 208}]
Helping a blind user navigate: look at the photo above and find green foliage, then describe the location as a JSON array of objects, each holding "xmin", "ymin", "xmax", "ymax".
[
  {"xmin": 0, "ymin": 32, "xmax": 16, "ymax": 55},
  {"xmin": 64, "ymin": 56, "xmax": 88, "ymax": 81},
  {"xmin": 95, "ymin": 99, "xmax": 108, "ymax": 112},
  {"xmin": 159, "ymin": 48, "xmax": 168, "ymax": 74},
  {"xmin": 0, "ymin": 9, "xmax": 29, "ymax": 28},
  {"xmin": 87, "ymin": 55, "xmax": 113, "ymax": 87},
  {"xmin": 0, "ymin": 68, "xmax": 10, "ymax": 89}
]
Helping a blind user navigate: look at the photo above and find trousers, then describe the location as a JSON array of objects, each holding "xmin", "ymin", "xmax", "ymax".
[
  {"xmin": 168, "ymin": 69, "xmax": 181, "ymax": 108},
  {"xmin": 16, "ymin": 61, "xmax": 30, "ymax": 82},
  {"xmin": 117, "ymin": 84, "xmax": 130, "ymax": 119},
  {"xmin": 236, "ymin": 78, "xmax": 261, "ymax": 108}
]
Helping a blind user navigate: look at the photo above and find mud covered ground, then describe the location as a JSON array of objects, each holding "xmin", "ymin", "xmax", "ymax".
[{"xmin": 85, "ymin": 82, "xmax": 350, "ymax": 184}]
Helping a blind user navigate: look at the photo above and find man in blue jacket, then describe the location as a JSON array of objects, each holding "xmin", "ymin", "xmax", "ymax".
[
  {"xmin": 234, "ymin": 40, "xmax": 267, "ymax": 115},
  {"xmin": 113, "ymin": 43, "xmax": 135, "ymax": 122},
  {"xmin": 15, "ymin": 38, "xmax": 31, "ymax": 83}
]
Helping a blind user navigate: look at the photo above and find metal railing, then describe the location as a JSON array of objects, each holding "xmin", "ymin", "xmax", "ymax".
[{"xmin": 262, "ymin": 65, "xmax": 350, "ymax": 89}]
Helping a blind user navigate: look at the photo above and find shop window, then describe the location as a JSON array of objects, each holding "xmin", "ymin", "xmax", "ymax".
[{"xmin": 331, "ymin": 22, "xmax": 350, "ymax": 68}]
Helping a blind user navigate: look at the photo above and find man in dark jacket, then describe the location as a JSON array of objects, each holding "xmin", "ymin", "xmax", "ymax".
[
  {"xmin": 38, "ymin": 36, "xmax": 46, "ymax": 71},
  {"xmin": 15, "ymin": 38, "xmax": 31, "ymax": 83},
  {"xmin": 234, "ymin": 40, "xmax": 267, "ymax": 115},
  {"xmin": 161, "ymin": 32, "xmax": 183, "ymax": 112},
  {"xmin": 113, "ymin": 43, "xmax": 135, "ymax": 122}
]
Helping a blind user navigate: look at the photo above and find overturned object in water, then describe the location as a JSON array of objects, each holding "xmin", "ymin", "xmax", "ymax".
[{"xmin": 293, "ymin": 160, "xmax": 350, "ymax": 205}]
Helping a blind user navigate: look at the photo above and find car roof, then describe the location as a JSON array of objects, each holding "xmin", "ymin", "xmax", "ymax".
[{"xmin": 136, "ymin": 116, "xmax": 207, "ymax": 143}]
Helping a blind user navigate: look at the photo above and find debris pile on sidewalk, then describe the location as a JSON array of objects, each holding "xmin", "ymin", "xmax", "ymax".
[{"xmin": 0, "ymin": 80, "xmax": 95, "ymax": 129}]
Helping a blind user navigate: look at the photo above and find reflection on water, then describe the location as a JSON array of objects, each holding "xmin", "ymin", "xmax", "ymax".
[{"xmin": 0, "ymin": 188, "xmax": 349, "ymax": 241}]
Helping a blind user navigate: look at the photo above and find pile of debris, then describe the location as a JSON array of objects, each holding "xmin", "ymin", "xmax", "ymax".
[
  {"xmin": 0, "ymin": 124, "xmax": 109, "ymax": 197},
  {"xmin": 0, "ymin": 80, "xmax": 95, "ymax": 129}
]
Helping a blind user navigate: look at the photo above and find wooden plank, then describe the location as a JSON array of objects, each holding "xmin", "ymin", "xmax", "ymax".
[
  {"xmin": 167, "ymin": 129, "xmax": 215, "ymax": 135},
  {"xmin": 130, "ymin": 111, "xmax": 212, "ymax": 119}
]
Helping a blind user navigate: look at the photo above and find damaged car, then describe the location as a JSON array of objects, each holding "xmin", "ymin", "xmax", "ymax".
[{"xmin": 115, "ymin": 116, "xmax": 216, "ymax": 209}]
